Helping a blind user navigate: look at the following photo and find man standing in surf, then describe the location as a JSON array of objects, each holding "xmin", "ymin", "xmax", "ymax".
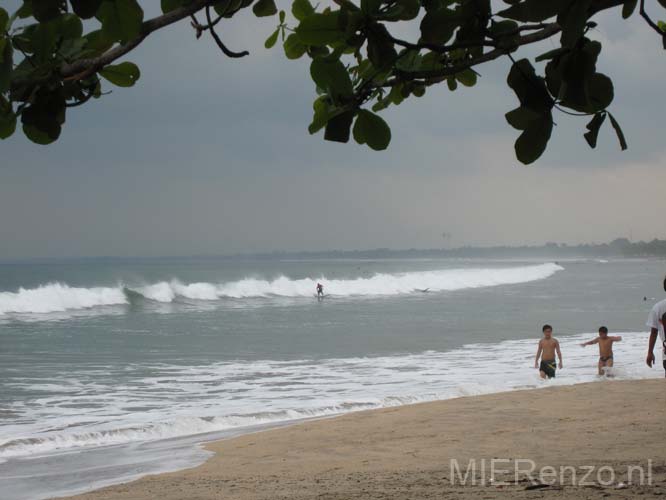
[
  {"xmin": 534, "ymin": 324, "xmax": 563, "ymax": 379},
  {"xmin": 646, "ymin": 275, "xmax": 666, "ymax": 377}
]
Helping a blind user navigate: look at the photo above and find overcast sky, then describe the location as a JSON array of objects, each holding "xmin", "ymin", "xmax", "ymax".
[{"xmin": 1, "ymin": 3, "xmax": 665, "ymax": 259}]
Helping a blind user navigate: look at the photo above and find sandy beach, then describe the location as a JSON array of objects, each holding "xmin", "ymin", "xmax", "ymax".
[{"xmin": 63, "ymin": 378, "xmax": 665, "ymax": 500}]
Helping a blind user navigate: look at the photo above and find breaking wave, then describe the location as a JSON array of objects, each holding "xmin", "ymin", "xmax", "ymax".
[
  {"xmin": 0, "ymin": 283, "xmax": 127, "ymax": 315},
  {"xmin": 0, "ymin": 331, "xmax": 656, "ymax": 462},
  {"xmin": 0, "ymin": 263, "xmax": 563, "ymax": 315}
]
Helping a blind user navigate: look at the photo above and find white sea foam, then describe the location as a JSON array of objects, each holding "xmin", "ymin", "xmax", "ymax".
[
  {"xmin": 0, "ymin": 331, "xmax": 657, "ymax": 461},
  {"xmin": 0, "ymin": 263, "xmax": 563, "ymax": 315},
  {"xmin": 0, "ymin": 283, "xmax": 127, "ymax": 315},
  {"xmin": 134, "ymin": 263, "xmax": 564, "ymax": 301}
]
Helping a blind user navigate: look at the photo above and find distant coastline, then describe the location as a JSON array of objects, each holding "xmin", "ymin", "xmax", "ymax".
[
  {"xmin": 1, "ymin": 238, "xmax": 665, "ymax": 264},
  {"xmin": 237, "ymin": 237, "xmax": 666, "ymax": 260}
]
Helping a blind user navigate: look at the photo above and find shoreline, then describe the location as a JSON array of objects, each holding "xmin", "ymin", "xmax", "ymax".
[{"xmin": 62, "ymin": 378, "xmax": 665, "ymax": 500}]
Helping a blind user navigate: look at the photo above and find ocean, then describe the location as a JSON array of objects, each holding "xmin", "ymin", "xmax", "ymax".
[{"xmin": 0, "ymin": 256, "xmax": 663, "ymax": 499}]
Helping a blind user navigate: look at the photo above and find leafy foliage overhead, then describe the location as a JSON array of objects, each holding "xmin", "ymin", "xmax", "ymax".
[{"xmin": 0, "ymin": 0, "xmax": 664, "ymax": 163}]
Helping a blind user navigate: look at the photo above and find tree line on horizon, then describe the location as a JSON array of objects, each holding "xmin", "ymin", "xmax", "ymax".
[{"xmin": 237, "ymin": 237, "xmax": 666, "ymax": 259}]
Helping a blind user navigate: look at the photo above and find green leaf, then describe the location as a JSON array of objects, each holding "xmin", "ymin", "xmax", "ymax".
[
  {"xmin": 583, "ymin": 111, "xmax": 606, "ymax": 148},
  {"xmin": 99, "ymin": 61, "xmax": 141, "ymax": 87},
  {"xmin": 296, "ymin": 12, "xmax": 345, "ymax": 46},
  {"xmin": 58, "ymin": 13, "xmax": 85, "ymax": 40},
  {"xmin": 507, "ymin": 58, "xmax": 552, "ymax": 113},
  {"xmin": 0, "ymin": 113, "xmax": 15, "ymax": 138},
  {"xmin": 15, "ymin": 3, "xmax": 33, "ymax": 19},
  {"xmin": 21, "ymin": 87, "xmax": 66, "ymax": 145},
  {"xmin": 412, "ymin": 84, "xmax": 425, "ymax": 97},
  {"xmin": 265, "ymin": 28, "xmax": 279, "ymax": 48},
  {"xmin": 284, "ymin": 33, "xmax": 307, "ymax": 59},
  {"xmin": 253, "ymin": 0, "xmax": 277, "ymax": 17},
  {"xmin": 23, "ymin": 124, "xmax": 57, "ymax": 144},
  {"xmin": 84, "ymin": 29, "xmax": 115, "ymax": 54},
  {"xmin": 608, "ymin": 112, "xmax": 627, "ymax": 151},
  {"xmin": 420, "ymin": 8, "xmax": 458, "ymax": 44},
  {"xmin": 381, "ymin": 0, "xmax": 421, "ymax": 21},
  {"xmin": 446, "ymin": 77, "xmax": 457, "ymax": 91},
  {"xmin": 0, "ymin": 97, "xmax": 15, "ymax": 139},
  {"xmin": 324, "ymin": 110, "xmax": 354, "ymax": 143},
  {"xmin": 361, "ymin": 0, "xmax": 382, "ymax": 15},
  {"xmin": 587, "ymin": 72, "xmax": 614, "ymax": 111},
  {"xmin": 310, "ymin": 58, "xmax": 353, "ymax": 99},
  {"xmin": 292, "ymin": 0, "xmax": 315, "ymax": 21},
  {"xmin": 97, "ymin": 0, "xmax": 144, "ymax": 44},
  {"xmin": 71, "ymin": 0, "xmax": 103, "ymax": 18},
  {"xmin": 622, "ymin": 0, "xmax": 638, "ymax": 18},
  {"xmin": 161, "ymin": 0, "xmax": 184, "ymax": 14},
  {"xmin": 0, "ymin": 39, "xmax": 12, "ymax": 94},
  {"xmin": 395, "ymin": 49, "xmax": 422, "ymax": 72},
  {"xmin": 308, "ymin": 96, "xmax": 344, "ymax": 134},
  {"xmin": 367, "ymin": 26, "xmax": 397, "ymax": 71},
  {"xmin": 213, "ymin": 0, "xmax": 243, "ymax": 17},
  {"xmin": 505, "ymin": 106, "xmax": 541, "ymax": 130},
  {"xmin": 497, "ymin": 0, "xmax": 569, "ymax": 23},
  {"xmin": 31, "ymin": 0, "xmax": 63, "ymax": 22},
  {"xmin": 455, "ymin": 68, "xmax": 477, "ymax": 87},
  {"xmin": 353, "ymin": 109, "xmax": 391, "ymax": 150},
  {"xmin": 31, "ymin": 22, "xmax": 60, "ymax": 62},
  {"xmin": 0, "ymin": 8, "xmax": 9, "ymax": 31},
  {"xmin": 514, "ymin": 115, "xmax": 553, "ymax": 164},
  {"xmin": 489, "ymin": 19, "xmax": 518, "ymax": 37},
  {"xmin": 60, "ymin": 37, "xmax": 88, "ymax": 59},
  {"xmin": 558, "ymin": 0, "xmax": 592, "ymax": 49}
]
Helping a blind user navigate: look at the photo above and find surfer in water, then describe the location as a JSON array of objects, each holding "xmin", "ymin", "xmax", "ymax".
[{"xmin": 316, "ymin": 282, "xmax": 324, "ymax": 300}]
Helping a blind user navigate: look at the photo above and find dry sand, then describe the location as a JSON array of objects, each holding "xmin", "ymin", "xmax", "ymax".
[{"xmin": 64, "ymin": 379, "xmax": 665, "ymax": 500}]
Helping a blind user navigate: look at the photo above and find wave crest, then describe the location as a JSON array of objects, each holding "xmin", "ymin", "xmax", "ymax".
[
  {"xmin": 131, "ymin": 263, "xmax": 564, "ymax": 301},
  {"xmin": 0, "ymin": 263, "xmax": 563, "ymax": 314},
  {"xmin": 0, "ymin": 283, "xmax": 126, "ymax": 315}
]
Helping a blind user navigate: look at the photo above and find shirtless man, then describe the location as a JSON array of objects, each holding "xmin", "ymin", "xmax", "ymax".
[
  {"xmin": 646, "ymin": 275, "xmax": 666, "ymax": 377},
  {"xmin": 581, "ymin": 326, "xmax": 622, "ymax": 376},
  {"xmin": 534, "ymin": 324, "xmax": 563, "ymax": 379}
]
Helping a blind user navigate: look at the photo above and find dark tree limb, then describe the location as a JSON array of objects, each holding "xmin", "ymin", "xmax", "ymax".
[
  {"xmin": 190, "ymin": 12, "xmax": 224, "ymax": 35},
  {"xmin": 382, "ymin": 23, "xmax": 561, "ymax": 86},
  {"xmin": 639, "ymin": 0, "xmax": 666, "ymax": 39},
  {"xmin": 60, "ymin": 0, "xmax": 221, "ymax": 80},
  {"xmin": 204, "ymin": 6, "xmax": 249, "ymax": 58}
]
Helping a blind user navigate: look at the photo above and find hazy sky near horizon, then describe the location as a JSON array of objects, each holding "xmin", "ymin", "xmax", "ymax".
[{"xmin": 1, "ymin": 3, "xmax": 665, "ymax": 259}]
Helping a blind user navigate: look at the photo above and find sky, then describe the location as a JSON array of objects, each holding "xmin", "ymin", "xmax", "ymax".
[{"xmin": 1, "ymin": 2, "xmax": 665, "ymax": 259}]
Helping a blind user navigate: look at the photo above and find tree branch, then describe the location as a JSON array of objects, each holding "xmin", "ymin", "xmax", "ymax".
[
  {"xmin": 205, "ymin": 6, "xmax": 249, "ymax": 58},
  {"xmin": 383, "ymin": 23, "xmax": 561, "ymax": 85},
  {"xmin": 190, "ymin": 12, "xmax": 224, "ymax": 34},
  {"xmin": 60, "ymin": 0, "xmax": 220, "ymax": 79},
  {"xmin": 375, "ymin": 0, "xmax": 625, "ymax": 88},
  {"xmin": 639, "ymin": 0, "xmax": 666, "ymax": 40},
  {"xmin": 388, "ymin": 23, "xmax": 555, "ymax": 54}
]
